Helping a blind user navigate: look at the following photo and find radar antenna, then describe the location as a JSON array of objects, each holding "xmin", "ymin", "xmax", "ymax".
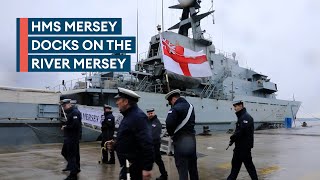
[{"xmin": 168, "ymin": 0, "xmax": 214, "ymax": 46}]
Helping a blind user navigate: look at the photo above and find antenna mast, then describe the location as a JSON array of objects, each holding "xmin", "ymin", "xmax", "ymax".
[
  {"xmin": 162, "ymin": 0, "xmax": 164, "ymax": 32},
  {"xmin": 136, "ymin": 0, "xmax": 139, "ymax": 63}
]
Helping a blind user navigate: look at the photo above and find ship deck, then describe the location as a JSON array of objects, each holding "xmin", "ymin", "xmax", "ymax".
[{"xmin": 0, "ymin": 121, "xmax": 319, "ymax": 180}]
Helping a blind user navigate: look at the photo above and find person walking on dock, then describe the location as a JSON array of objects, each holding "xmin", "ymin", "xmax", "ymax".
[
  {"xmin": 146, "ymin": 108, "xmax": 168, "ymax": 180},
  {"xmin": 60, "ymin": 99, "xmax": 82, "ymax": 180},
  {"xmin": 106, "ymin": 87, "xmax": 154, "ymax": 180},
  {"xmin": 227, "ymin": 100, "xmax": 258, "ymax": 180}
]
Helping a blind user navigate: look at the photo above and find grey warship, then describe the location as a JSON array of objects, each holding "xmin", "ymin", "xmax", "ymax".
[{"xmin": 55, "ymin": 0, "xmax": 300, "ymax": 132}]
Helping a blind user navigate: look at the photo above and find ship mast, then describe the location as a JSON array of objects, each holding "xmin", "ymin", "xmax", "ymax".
[
  {"xmin": 136, "ymin": 0, "xmax": 139, "ymax": 63},
  {"xmin": 162, "ymin": 0, "xmax": 164, "ymax": 32},
  {"xmin": 168, "ymin": 0, "xmax": 214, "ymax": 46}
]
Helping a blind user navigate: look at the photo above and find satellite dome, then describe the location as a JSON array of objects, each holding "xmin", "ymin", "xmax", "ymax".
[{"xmin": 178, "ymin": 0, "xmax": 194, "ymax": 7}]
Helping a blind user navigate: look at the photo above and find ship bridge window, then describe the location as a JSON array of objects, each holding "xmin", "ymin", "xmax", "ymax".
[{"xmin": 148, "ymin": 43, "xmax": 160, "ymax": 58}]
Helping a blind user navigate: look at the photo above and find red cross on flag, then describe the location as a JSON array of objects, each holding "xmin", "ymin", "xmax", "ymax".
[{"xmin": 160, "ymin": 36, "xmax": 212, "ymax": 77}]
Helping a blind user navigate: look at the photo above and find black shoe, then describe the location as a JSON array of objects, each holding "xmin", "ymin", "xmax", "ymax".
[
  {"xmin": 62, "ymin": 168, "xmax": 70, "ymax": 172},
  {"xmin": 77, "ymin": 169, "xmax": 81, "ymax": 173},
  {"xmin": 106, "ymin": 160, "xmax": 115, "ymax": 164},
  {"xmin": 64, "ymin": 175, "xmax": 77, "ymax": 180},
  {"xmin": 156, "ymin": 175, "xmax": 168, "ymax": 180}
]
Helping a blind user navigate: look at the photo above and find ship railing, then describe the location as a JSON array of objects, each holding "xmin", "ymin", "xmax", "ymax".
[
  {"xmin": 138, "ymin": 49, "xmax": 160, "ymax": 62},
  {"xmin": 201, "ymin": 78, "xmax": 217, "ymax": 98},
  {"xmin": 208, "ymin": 69, "xmax": 231, "ymax": 99},
  {"xmin": 50, "ymin": 76, "xmax": 121, "ymax": 92},
  {"xmin": 215, "ymin": 48, "xmax": 235, "ymax": 59},
  {"xmin": 200, "ymin": 80, "xmax": 211, "ymax": 98},
  {"xmin": 149, "ymin": 84, "xmax": 163, "ymax": 93},
  {"xmin": 136, "ymin": 76, "xmax": 150, "ymax": 91},
  {"xmin": 138, "ymin": 51, "xmax": 148, "ymax": 62},
  {"xmin": 206, "ymin": 83, "xmax": 216, "ymax": 98},
  {"xmin": 50, "ymin": 77, "xmax": 86, "ymax": 92}
]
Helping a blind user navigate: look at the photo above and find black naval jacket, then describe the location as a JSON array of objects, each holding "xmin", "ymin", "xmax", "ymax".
[
  {"xmin": 64, "ymin": 106, "xmax": 82, "ymax": 141},
  {"xmin": 101, "ymin": 112, "xmax": 115, "ymax": 141},
  {"xmin": 230, "ymin": 108, "xmax": 254, "ymax": 150},
  {"xmin": 166, "ymin": 97, "xmax": 196, "ymax": 141},
  {"xmin": 147, "ymin": 115, "xmax": 162, "ymax": 144},
  {"xmin": 115, "ymin": 104, "xmax": 154, "ymax": 171}
]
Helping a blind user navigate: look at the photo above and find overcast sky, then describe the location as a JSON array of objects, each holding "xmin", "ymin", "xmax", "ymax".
[{"xmin": 0, "ymin": 0, "xmax": 319, "ymax": 118}]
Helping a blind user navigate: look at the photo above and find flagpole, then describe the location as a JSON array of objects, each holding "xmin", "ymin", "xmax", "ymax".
[
  {"xmin": 159, "ymin": 28, "xmax": 170, "ymax": 92},
  {"xmin": 162, "ymin": 0, "xmax": 164, "ymax": 32},
  {"xmin": 165, "ymin": 73, "xmax": 170, "ymax": 92},
  {"xmin": 136, "ymin": 0, "xmax": 139, "ymax": 63}
]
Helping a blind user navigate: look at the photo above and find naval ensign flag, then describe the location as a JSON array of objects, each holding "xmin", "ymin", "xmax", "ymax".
[{"xmin": 160, "ymin": 36, "xmax": 212, "ymax": 77}]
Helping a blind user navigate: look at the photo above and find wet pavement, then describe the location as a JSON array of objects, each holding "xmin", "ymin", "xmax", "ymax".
[{"xmin": 0, "ymin": 123, "xmax": 320, "ymax": 180}]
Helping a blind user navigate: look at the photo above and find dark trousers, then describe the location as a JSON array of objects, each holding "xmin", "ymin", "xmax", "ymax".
[
  {"xmin": 119, "ymin": 161, "xmax": 142, "ymax": 180},
  {"xmin": 173, "ymin": 135, "xmax": 199, "ymax": 180},
  {"xmin": 61, "ymin": 139, "xmax": 80, "ymax": 176},
  {"xmin": 154, "ymin": 143, "xmax": 167, "ymax": 176},
  {"xmin": 227, "ymin": 149, "xmax": 258, "ymax": 180},
  {"xmin": 76, "ymin": 143, "xmax": 80, "ymax": 169},
  {"xmin": 101, "ymin": 140, "xmax": 115, "ymax": 162}
]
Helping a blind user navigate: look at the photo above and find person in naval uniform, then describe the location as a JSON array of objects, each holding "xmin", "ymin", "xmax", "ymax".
[
  {"xmin": 60, "ymin": 99, "xmax": 82, "ymax": 180},
  {"xmin": 165, "ymin": 89, "xmax": 199, "ymax": 180},
  {"xmin": 227, "ymin": 100, "xmax": 258, "ymax": 180},
  {"xmin": 101, "ymin": 104, "xmax": 115, "ymax": 164},
  {"xmin": 146, "ymin": 108, "xmax": 168, "ymax": 180},
  {"xmin": 106, "ymin": 87, "xmax": 154, "ymax": 180}
]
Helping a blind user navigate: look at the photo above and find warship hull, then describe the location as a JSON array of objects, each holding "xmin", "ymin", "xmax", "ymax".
[
  {"xmin": 61, "ymin": 88, "xmax": 301, "ymax": 133},
  {"xmin": 136, "ymin": 91, "xmax": 301, "ymax": 132},
  {"xmin": 0, "ymin": 120, "xmax": 101, "ymax": 146}
]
